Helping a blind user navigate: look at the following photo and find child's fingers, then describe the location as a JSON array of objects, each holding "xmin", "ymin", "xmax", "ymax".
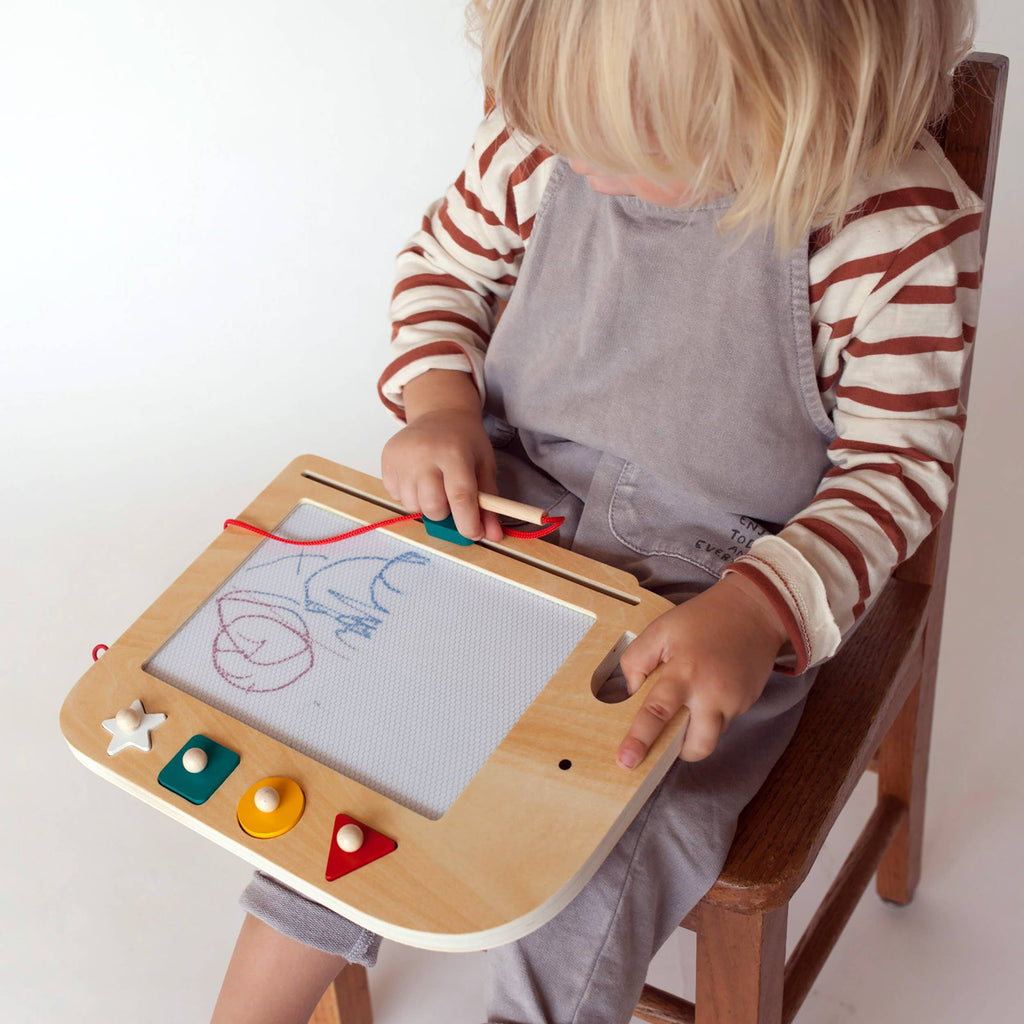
[
  {"xmin": 678, "ymin": 708, "xmax": 725, "ymax": 763},
  {"xmin": 618, "ymin": 629, "xmax": 670, "ymax": 695},
  {"xmin": 616, "ymin": 665, "xmax": 687, "ymax": 770},
  {"xmin": 480, "ymin": 508, "xmax": 505, "ymax": 542},
  {"xmin": 475, "ymin": 463, "xmax": 505, "ymax": 542},
  {"xmin": 446, "ymin": 485, "xmax": 486, "ymax": 541},
  {"xmin": 439, "ymin": 457, "xmax": 492, "ymax": 541},
  {"xmin": 382, "ymin": 427, "xmax": 502, "ymax": 543},
  {"xmin": 406, "ymin": 470, "xmax": 449, "ymax": 522},
  {"xmin": 381, "ymin": 463, "xmax": 401, "ymax": 503},
  {"xmin": 437, "ymin": 449, "xmax": 502, "ymax": 542}
]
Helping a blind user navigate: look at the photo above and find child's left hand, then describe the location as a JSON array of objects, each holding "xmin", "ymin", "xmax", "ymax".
[{"xmin": 616, "ymin": 573, "xmax": 789, "ymax": 768}]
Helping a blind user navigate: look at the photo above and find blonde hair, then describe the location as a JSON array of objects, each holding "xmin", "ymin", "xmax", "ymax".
[{"xmin": 468, "ymin": 0, "xmax": 976, "ymax": 250}]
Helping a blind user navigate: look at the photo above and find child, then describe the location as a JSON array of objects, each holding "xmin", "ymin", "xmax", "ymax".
[{"xmin": 212, "ymin": 2, "xmax": 982, "ymax": 1021}]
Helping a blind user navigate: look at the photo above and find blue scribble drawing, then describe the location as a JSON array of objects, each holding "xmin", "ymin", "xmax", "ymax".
[
  {"xmin": 245, "ymin": 551, "xmax": 330, "ymax": 578},
  {"xmin": 304, "ymin": 551, "xmax": 431, "ymax": 640},
  {"xmin": 213, "ymin": 547, "xmax": 431, "ymax": 693}
]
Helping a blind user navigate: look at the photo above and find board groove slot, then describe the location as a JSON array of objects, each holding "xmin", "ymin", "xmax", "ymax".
[{"xmin": 301, "ymin": 469, "xmax": 640, "ymax": 606}]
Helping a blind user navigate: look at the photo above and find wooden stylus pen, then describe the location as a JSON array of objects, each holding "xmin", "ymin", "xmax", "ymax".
[{"xmin": 477, "ymin": 493, "xmax": 549, "ymax": 525}]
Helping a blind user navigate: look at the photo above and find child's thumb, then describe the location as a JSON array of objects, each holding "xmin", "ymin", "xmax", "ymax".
[{"xmin": 618, "ymin": 629, "xmax": 666, "ymax": 696}]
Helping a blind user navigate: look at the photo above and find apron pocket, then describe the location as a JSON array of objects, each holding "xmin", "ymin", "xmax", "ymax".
[{"xmin": 608, "ymin": 462, "xmax": 773, "ymax": 579}]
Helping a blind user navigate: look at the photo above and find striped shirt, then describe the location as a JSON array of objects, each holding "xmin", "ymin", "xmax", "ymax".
[{"xmin": 379, "ymin": 111, "xmax": 983, "ymax": 673}]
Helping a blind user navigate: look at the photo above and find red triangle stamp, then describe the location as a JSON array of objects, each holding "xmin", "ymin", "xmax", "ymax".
[{"xmin": 325, "ymin": 813, "xmax": 398, "ymax": 881}]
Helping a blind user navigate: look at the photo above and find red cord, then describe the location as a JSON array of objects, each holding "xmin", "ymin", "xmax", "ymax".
[
  {"xmin": 503, "ymin": 516, "xmax": 565, "ymax": 539},
  {"xmin": 223, "ymin": 511, "xmax": 565, "ymax": 546},
  {"xmin": 92, "ymin": 644, "xmax": 109, "ymax": 661},
  {"xmin": 223, "ymin": 514, "xmax": 421, "ymax": 546}
]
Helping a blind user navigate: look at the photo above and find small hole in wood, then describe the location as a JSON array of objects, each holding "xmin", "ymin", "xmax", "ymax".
[{"xmin": 558, "ymin": 759, "xmax": 572, "ymax": 770}]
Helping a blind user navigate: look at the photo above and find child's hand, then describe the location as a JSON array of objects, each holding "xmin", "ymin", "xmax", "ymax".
[
  {"xmin": 616, "ymin": 573, "xmax": 788, "ymax": 768},
  {"xmin": 381, "ymin": 370, "xmax": 504, "ymax": 543}
]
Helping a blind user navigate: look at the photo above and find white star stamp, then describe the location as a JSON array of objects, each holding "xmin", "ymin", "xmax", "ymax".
[{"xmin": 102, "ymin": 699, "xmax": 167, "ymax": 755}]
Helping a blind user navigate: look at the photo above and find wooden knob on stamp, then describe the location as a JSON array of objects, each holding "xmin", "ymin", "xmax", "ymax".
[
  {"xmin": 254, "ymin": 785, "xmax": 280, "ymax": 813},
  {"xmin": 325, "ymin": 814, "xmax": 397, "ymax": 880},
  {"xmin": 336, "ymin": 823, "xmax": 364, "ymax": 853},
  {"xmin": 182, "ymin": 746, "xmax": 208, "ymax": 774},
  {"xmin": 115, "ymin": 706, "xmax": 142, "ymax": 733}
]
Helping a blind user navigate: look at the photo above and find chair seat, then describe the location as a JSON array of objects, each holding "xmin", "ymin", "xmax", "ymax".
[{"xmin": 703, "ymin": 577, "xmax": 930, "ymax": 913}]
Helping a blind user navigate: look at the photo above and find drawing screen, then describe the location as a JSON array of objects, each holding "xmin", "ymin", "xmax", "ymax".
[{"xmin": 146, "ymin": 501, "xmax": 593, "ymax": 818}]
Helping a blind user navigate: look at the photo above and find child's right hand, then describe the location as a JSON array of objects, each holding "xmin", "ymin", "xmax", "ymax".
[{"xmin": 381, "ymin": 370, "xmax": 504, "ymax": 543}]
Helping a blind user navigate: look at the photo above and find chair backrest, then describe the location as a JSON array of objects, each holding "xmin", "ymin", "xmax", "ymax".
[
  {"xmin": 934, "ymin": 53, "xmax": 1008, "ymax": 254},
  {"xmin": 896, "ymin": 52, "xmax": 1008, "ymax": 588}
]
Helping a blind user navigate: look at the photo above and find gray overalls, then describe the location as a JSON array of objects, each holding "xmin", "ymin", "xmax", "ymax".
[{"xmin": 242, "ymin": 160, "xmax": 837, "ymax": 1024}]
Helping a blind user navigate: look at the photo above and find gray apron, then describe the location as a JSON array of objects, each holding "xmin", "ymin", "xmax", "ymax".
[
  {"xmin": 484, "ymin": 158, "xmax": 836, "ymax": 604},
  {"xmin": 480, "ymin": 160, "xmax": 843, "ymax": 1022}
]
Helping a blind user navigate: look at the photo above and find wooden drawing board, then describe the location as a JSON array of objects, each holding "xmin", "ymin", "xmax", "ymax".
[{"xmin": 60, "ymin": 455, "xmax": 686, "ymax": 951}]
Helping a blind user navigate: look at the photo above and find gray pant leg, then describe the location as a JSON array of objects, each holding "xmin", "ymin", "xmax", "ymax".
[
  {"xmin": 485, "ymin": 668, "xmax": 815, "ymax": 1024},
  {"xmin": 240, "ymin": 872, "xmax": 383, "ymax": 966}
]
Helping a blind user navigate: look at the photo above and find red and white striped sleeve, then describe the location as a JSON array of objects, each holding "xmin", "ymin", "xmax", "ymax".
[
  {"xmin": 378, "ymin": 110, "xmax": 555, "ymax": 419},
  {"xmin": 726, "ymin": 133, "xmax": 984, "ymax": 673}
]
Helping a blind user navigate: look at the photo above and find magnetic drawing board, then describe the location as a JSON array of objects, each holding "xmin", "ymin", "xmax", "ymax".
[{"xmin": 60, "ymin": 456, "xmax": 687, "ymax": 951}]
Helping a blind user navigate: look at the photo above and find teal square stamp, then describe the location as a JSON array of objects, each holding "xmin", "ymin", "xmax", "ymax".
[{"xmin": 158, "ymin": 734, "xmax": 240, "ymax": 805}]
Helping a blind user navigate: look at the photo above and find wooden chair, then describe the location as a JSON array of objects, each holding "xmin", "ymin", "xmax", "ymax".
[{"xmin": 310, "ymin": 52, "xmax": 1009, "ymax": 1024}]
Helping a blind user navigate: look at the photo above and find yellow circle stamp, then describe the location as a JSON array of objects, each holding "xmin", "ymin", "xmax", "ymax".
[{"xmin": 237, "ymin": 776, "xmax": 305, "ymax": 839}]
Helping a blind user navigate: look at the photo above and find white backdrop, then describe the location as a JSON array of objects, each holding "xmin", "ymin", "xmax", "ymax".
[{"xmin": 2, "ymin": 2, "xmax": 1021, "ymax": 1022}]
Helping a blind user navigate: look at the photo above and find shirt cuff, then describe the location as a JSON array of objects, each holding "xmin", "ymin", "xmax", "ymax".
[
  {"xmin": 723, "ymin": 536, "xmax": 843, "ymax": 675},
  {"xmin": 377, "ymin": 343, "xmax": 484, "ymax": 421}
]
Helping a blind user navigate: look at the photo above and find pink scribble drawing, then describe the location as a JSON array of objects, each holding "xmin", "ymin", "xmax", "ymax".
[
  {"xmin": 213, "ymin": 591, "xmax": 315, "ymax": 693},
  {"xmin": 212, "ymin": 549, "xmax": 432, "ymax": 694}
]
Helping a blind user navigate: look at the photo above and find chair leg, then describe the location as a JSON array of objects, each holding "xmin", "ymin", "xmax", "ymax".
[
  {"xmin": 308, "ymin": 963, "xmax": 373, "ymax": 1024},
  {"xmin": 876, "ymin": 633, "xmax": 939, "ymax": 905},
  {"xmin": 868, "ymin": 622, "xmax": 937, "ymax": 905},
  {"xmin": 693, "ymin": 903, "xmax": 787, "ymax": 1024}
]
